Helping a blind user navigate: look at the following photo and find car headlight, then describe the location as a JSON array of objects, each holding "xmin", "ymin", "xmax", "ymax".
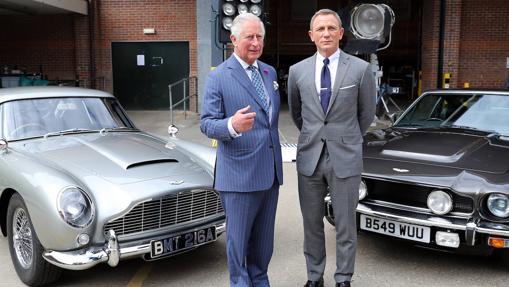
[
  {"xmin": 359, "ymin": 180, "xmax": 368, "ymax": 200},
  {"xmin": 58, "ymin": 187, "xmax": 94, "ymax": 228},
  {"xmin": 487, "ymin": 193, "xmax": 509, "ymax": 218},
  {"xmin": 427, "ymin": 190, "xmax": 453, "ymax": 215}
]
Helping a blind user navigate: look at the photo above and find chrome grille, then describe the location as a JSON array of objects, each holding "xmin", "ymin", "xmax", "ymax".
[{"xmin": 104, "ymin": 189, "xmax": 224, "ymax": 236}]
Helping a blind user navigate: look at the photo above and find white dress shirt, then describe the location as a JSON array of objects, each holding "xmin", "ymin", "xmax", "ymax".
[{"xmin": 314, "ymin": 49, "xmax": 340, "ymax": 98}]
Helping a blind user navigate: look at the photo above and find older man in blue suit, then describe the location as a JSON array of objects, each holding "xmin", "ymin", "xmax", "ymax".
[{"xmin": 200, "ymin": 13, "xmax": 283, "ymax": 287}]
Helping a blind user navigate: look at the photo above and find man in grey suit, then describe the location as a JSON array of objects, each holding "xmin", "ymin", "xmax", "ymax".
[
  {"xmin": 200, "ymin": 13, "xmax": 283, "ymax": 287},
  {"xmin": 287, "ymin": 9, "xmax": 375, "ymax": 287}
]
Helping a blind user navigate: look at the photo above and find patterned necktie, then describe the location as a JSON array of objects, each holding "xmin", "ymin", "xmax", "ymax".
[
  {"xmin": 248, "ymin": 65, "xmax": 269, "ymax": 112},
  {"xmin": 320, "ymin": 58, "xmax": 331, "ymax": 113}
]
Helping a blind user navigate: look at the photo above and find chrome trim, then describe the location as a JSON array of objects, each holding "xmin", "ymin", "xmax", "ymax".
[
  {"xmin": 104, "ymin": 189, "xmax": 224, "ymax": 236},
  {"xmin": 42, "ymin": 222, "xmax": 226, "ymax": 271},
  {"xmin": 366, "ymin": 199, "xmax": 471, "ymax": 217}
]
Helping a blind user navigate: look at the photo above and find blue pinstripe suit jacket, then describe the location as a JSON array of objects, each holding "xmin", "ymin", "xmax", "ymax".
[{"xmin": 200, "ymin": 55, "xmax": 283, "ymax": 192}]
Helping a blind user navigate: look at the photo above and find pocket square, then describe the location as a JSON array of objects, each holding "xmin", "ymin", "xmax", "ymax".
[
  {"xmin": 339, "ymin": 84, "xmax": 356, "ymax": 90},
  {"xmin": 273, "ymin": 81, "xmax": 279, "ymax": 91}
]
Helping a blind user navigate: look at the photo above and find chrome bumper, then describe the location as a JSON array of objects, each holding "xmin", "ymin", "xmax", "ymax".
[
  {"xmin": 43, "ymin": 222, "xmax": 226, "ymax": 271},
  {"xmin": 325, "ymin": 198, "xmax": 509, "ymax": 246}
]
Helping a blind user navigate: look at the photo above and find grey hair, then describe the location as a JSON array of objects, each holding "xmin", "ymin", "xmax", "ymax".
[
  {"xmin": 309, "ymin": 9, "xmax": 342, "ymax": 30},
  {"xmin": 230, "ymin": 13, "xmax": 265, "ymax": 39}
]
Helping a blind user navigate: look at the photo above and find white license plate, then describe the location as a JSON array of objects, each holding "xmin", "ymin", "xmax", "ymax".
[
  {"xmin": 360, "ymin": 214, "xmax": 430, "ymax": 243},
  {"xmin": 150, "ymin": 226, "xmax": 217, "ymax": 259}
]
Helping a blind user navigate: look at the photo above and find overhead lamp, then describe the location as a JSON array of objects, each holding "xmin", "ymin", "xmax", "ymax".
[
  {"xmin": 343, "ymin": 3, "xmax": 395, "ymax": 54},
  {"xmin": 222, "ymin": 3, "xmax": 235, "ymax": 16},
  {"xmin": 249, "ymin": 5, "xmax": 262, "ymax": 16},
  {"xmin": 238, "ymin": 4, "xmax": 248, "ymax": 14},
  {"xmin": 218, "ymin": 0, "xmax": 266, "ymax": 43}
]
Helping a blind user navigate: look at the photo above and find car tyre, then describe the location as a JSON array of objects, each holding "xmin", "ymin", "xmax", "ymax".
[{"xmin": 7, "ymin": 193, "xmax": 62, "ymax": 286}]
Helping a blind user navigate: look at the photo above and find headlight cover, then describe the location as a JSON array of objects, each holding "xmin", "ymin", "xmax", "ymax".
[
  {"xmin": 427, "ymin": 190, "xmax": 453, "ymax": 215},
  {"xmin": 487, "ymin": 193, "xmax": 509, "ymax": 218},
  {"xmin": 58, "ymin": 187, "xmax": 94, "ymax": 228},
  {"xmin": 359, "ymin": 180, "xmax": 368, "ymax": 200}
]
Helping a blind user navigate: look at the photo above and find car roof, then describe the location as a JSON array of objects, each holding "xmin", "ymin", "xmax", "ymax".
[
  {"xmin": 0, "ymin": 86, "xmax": 115, "ymax": 104},
  {"xmin": 422, "ymin": 89, "xmax": 509, "ymax": 96}
]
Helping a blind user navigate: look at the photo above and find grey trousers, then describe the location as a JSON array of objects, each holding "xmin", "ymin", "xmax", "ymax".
[{"xmin": 298, "ymin": 147, "xmax": 360, "ymax": 283}]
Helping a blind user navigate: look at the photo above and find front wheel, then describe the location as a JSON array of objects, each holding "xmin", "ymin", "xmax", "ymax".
[{"xmin": 7, "ymin": 193, "xmax": 62, "ymax": 286}]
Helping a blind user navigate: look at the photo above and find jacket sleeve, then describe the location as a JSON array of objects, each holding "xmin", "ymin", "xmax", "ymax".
[
  {"xmin": 200, "ymin": 71, "xmax": 233, "ymax": 141},
  {"xmin": 357, "ymin": 63, "xmax": 376, "ymax": 135},
  {"xmin": 287, "ymin": 65, "xmax": 303, "ymax": 131}
]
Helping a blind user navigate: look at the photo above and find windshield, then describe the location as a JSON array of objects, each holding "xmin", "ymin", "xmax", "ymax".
[
  {"xmin": 395, "ymin": 93, "xmax": 509, "ymax": 135},
  {"xmin": 2, "ymin": 97, "xmax": 133, "ymax": 141}
]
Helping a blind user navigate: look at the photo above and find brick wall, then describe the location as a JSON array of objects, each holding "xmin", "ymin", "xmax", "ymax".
[
  {"xmin": 458, "ymin": 0, "xmax": 509, "ymax": 89},
  {"xmin": 421, "ymin": 0, "xmax": 509, "ymax": 91},
  {"xmin": 92, "ymin": 0, "xmax": 198, "ymax": 95},
  {"xmin": 420, "ymin": 0, "xmax": 440, "ymax": 91},
  {"xmin": 0, "ymin": 15, "xmax": 76, "ymax": 81}
]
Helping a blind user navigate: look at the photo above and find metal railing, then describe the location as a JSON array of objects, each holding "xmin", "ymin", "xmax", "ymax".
[{"xmin": 168, "ymin": 76, "xmax": 198, "ymax": 125}]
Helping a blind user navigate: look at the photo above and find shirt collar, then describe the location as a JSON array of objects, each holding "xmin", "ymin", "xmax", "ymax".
[
  {"xmin": 233, "ymin": 53, "xmax": 259, "ymax": 70},
  {"xmin": 316, "ymin": 49, "xmax": 340, "ymax": 64}
]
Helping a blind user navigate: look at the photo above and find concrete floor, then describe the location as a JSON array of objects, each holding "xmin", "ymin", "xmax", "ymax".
[{"xmin": 1, "ymin": 107, "xmax": 508, "ymax": 286}]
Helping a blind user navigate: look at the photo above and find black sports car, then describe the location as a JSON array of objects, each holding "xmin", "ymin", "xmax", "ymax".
[{"xmin": 326, "ymin": 89, "xmax": 509, "ymax": 254}]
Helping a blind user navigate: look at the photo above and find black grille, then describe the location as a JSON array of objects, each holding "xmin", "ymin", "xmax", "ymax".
[
  {"xmin": 364, "ymin": 178, "xmax": 474, "ymax": 213},
  {"xmin": 104, "ymin": 189, "xmax": 224, "ymax": 236}
]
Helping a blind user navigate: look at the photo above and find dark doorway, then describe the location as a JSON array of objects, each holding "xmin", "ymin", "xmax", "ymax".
[{"xmin": 112, "ymin": 41, "xmax": 189, "ymax": 109}]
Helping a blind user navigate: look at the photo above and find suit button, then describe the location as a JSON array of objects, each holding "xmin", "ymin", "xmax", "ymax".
[
  {"xmin": 324, "ymin": 121, "xmax": 328, "ymax": 125},
  {"xmin": 269, "ymin": 145, "xmax": 273, "ymax": 149}
]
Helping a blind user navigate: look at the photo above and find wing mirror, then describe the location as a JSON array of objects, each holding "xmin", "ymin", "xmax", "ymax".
[
  {"xmin": 0, "ymin": 138, "xmax": 8, "ymax": 152},
  {"xmin": 168, "ymin": 125, "xmax": 179, "ymax": 137}
]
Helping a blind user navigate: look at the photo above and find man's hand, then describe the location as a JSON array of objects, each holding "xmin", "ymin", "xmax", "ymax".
[{"xmin": 232, "ymin": 105, "xmax": 256, "ymax": 133}]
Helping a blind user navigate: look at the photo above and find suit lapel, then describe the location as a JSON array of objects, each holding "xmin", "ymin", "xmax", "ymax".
[
  {"xmin": 326, "ymin": 51, "xmax": 350, "ymax": 115},
  {"xmin": 227, "ymin": 56, "xmax": 269, "ymax": 118}
]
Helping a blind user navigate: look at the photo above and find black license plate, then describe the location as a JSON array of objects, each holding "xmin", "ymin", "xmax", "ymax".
[{"xmin": 150, "ymin": 226, "xmax": 217, "ymax": 258}]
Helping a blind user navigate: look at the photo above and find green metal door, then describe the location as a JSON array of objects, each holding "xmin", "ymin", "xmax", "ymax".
[{"xmin": 112, "ymin": 41, "xmax": 189, "ymax": 109}]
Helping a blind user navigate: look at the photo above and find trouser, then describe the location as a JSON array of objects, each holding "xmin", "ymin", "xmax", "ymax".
[{"xmin": 298, "ymin": 147, "xmax": 360, "ymax": 283}]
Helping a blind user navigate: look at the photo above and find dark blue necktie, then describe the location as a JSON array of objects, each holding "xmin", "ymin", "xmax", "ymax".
[{"xmin": 320, "ymin": 58, "xmax": 331, "ymax": 113}]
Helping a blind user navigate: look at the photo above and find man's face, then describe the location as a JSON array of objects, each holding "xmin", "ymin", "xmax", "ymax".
[
  {"xmin": 231, "ymin": 20, "xmax": 264, "ymax": 65},
  {"xmin": 308, "ymin": 14, "xmax": 344, "ymax": 57}
]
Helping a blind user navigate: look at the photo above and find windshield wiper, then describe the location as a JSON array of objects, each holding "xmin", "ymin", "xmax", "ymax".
[
  {"xmin": 99, "ymin": 127, "xmax": 136, "ymax": 134},
  {"xmin": 443, "ymin": 124, "xmax": 499, "ymax": 135},
  {"xmin": 43, "ymin": 128, "xmax": 98, "ymax": 139},
  {"xmin": 393, "ymin": 123, "xmax": 424, "ymax": 129}
]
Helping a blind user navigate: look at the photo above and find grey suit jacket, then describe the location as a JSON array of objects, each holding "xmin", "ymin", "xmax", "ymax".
[{"xmin": 287, "ymin": 50, "xmax": 376, "ymax": 178}]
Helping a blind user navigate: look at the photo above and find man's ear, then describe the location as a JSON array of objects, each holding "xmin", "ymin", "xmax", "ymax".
[
  {"xmin": 230, "ymin": 34, "xmax": 237, "ymax": 46},
  {"xmin": 308, "ymin": 30, "xmax": 314, "ymax": 43}
]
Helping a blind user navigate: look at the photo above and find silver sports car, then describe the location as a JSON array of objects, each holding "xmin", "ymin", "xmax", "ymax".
[{"xmin": 0, "ymin": 87, "xmax": 225, "ymax": 286}]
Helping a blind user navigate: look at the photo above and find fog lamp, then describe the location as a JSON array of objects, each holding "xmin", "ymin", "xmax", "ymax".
[
  {"xmin": 77, "ymin": 233, "xmax": 90, "ymax": 246},
  {"xmin": 427, "ymin": 190, "xmax": 453, "ymax": 215},
  {"xmin": 435, "ymin": 231, "xmax": 460, "ymax": 248}
]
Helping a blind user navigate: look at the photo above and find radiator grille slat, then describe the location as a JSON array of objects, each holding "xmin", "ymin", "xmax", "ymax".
[
  {"xmin": 104, "ymin": 189, "xmax": 224, "ymax": 236},
  {"xmin": 364, "ymin": 179, "xmax": 474, "ymax": 213}
]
